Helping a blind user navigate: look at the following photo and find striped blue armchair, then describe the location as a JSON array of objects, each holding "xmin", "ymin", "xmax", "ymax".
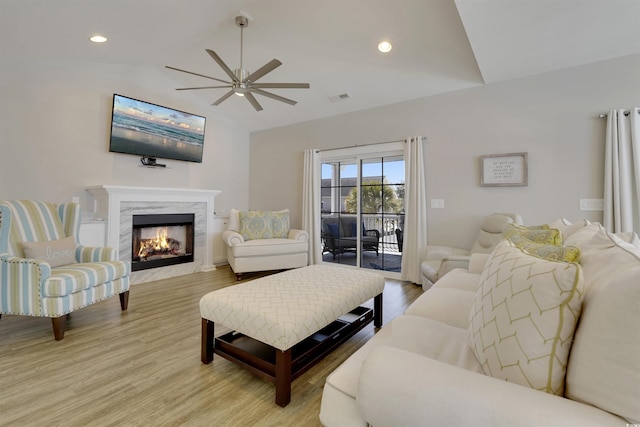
[{"xmin": 0, "ymin": 200, "xmax": 130, "ymax": 340}]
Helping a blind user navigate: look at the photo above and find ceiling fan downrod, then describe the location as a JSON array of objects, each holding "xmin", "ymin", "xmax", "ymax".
[{"xmin": 236, "ymin": 15, "xmax": 248, "ymax": 74}]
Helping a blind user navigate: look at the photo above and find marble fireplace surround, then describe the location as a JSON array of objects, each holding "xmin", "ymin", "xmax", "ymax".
[{"xmin": 86, "ymin": 185, "xmax": 220, "ymax": 284}]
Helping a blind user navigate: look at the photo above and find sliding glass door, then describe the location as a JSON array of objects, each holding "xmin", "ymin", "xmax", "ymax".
[{"xmin": 320, "ymin": 149, "xmax": 405, "ymax": 275}]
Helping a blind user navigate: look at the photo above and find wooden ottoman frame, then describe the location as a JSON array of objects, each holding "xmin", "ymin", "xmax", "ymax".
[{"xmin": 199, "ymin": 265, "xmax": 385, "ymax": 407}]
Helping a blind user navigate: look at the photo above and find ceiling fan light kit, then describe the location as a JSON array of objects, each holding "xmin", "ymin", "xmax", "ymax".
[{"xmin": 166, "ymin": 15, "xmax": 310, "ymax": 111}]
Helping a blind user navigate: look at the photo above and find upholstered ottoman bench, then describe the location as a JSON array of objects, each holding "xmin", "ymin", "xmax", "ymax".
[{"xmin": 199, "ymin": 264, "xmax": 385, "ymax": 406}]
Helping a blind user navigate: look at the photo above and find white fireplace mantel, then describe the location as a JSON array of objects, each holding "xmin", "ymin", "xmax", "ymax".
[{"xmin": 86, "ymin": 185, "xmax": 221, "ymax": 283}]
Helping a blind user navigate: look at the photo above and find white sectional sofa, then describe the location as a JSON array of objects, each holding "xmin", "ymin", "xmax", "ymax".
[{"xmin": 319, "ymin": 220, "xmax": 640, "ymax": 426}]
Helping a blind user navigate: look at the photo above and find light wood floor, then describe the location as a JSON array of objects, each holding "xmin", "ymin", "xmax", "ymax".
[{"xmin": 0, "ymin": 265, "xmax": 423, "ymax": 427}]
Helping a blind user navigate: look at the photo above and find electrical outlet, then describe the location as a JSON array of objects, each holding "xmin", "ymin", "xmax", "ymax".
[
  {"xmin": 579, "ymin": 199, "xmax": 604, "ymax": 211},
  {"xmin": 430, "ymin": 199, "xmax": 445, "ymax": 209}
]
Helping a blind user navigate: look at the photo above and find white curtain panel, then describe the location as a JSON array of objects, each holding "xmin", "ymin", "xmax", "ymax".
[
  {"xmin": 604, "ymin": 107, "xmax": 640, "ymax": 234},
  {"xmin": 302, "ymin": 149, "xmax": 322, "ymax": 264},
  {"xmin": 400, "ymin": 136, "xmax": 428, "ymax": 284}
]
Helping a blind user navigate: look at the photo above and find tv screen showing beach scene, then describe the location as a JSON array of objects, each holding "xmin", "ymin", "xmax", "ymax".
[{"xmin": 109, "ymin": 94, "xmax": 206, "ymax": 163}]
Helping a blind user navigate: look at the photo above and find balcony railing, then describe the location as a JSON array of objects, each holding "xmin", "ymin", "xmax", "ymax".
[{"xmin": 321, "ymin": 213, "xmax": 404, "ymax": 253}]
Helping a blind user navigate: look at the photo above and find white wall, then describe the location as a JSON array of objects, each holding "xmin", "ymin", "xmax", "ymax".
[
  {"xmin": 2, "ymin": 54, "xmax": 638, "ymax": 250},
  {"xmin": 249, "ymin": 54, "xmax": 640, "ymax": 249},
  {"xmin": 0, "ymin": 59, "xmax": 250, "ymax": 215}
]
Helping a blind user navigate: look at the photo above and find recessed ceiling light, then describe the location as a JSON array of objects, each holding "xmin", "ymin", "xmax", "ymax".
[
  {"xmin": 377, "ymin": 40, "xmax": 392, "ymax": 53},
  {"xmin": 90, "ymin": 35, "xmax": 107, "ymax": 43}
]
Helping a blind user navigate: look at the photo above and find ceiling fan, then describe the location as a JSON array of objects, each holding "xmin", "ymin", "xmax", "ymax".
[{"xmin": 166, "ymin": 15, "xmax": 310, "ymax": 111}]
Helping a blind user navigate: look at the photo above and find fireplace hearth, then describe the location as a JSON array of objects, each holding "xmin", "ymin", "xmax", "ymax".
[{"xmin": 132, "ymin": 213, "xmax": 195, "ymax": 271}]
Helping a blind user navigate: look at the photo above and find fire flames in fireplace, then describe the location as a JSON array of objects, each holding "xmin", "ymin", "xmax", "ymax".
[
  {"xmin": 137, "ymin": 227, "xmax": 185, "ymax": 260},
  {"xmin": 131, "ymin": 213, "xmax": 195, "ymax": 272}
]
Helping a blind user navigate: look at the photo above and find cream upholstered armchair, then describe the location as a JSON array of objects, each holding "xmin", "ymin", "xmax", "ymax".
[
  {"xmin": 0, "ymin": 200, "xmax": 130, "ymax": 340},
  {"xmin": 421, "ymin": 213, "xmax": 523, "ymax": 289},
  {"xmin": 223, "ymin": 209, "xmax": 308, "ymax": 280}
]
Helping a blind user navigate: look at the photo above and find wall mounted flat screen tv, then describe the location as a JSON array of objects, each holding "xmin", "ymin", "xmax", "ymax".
[{"xmin": 109, "ymin": 94, "xmax": 206, "ymax": 163}]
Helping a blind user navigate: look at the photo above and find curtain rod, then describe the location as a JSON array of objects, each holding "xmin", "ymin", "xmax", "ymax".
[
  {"xmin": 317, "ymin": 136, "xmax": 425, "ymax": 153},
  {"xmin": 599, "ymin": 110, "xmax": 634, "ymax": 118}
]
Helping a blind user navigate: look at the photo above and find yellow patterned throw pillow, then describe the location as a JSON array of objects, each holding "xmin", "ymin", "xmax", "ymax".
[
  {"xmin": 468, "ymin": 239, "xmax": 585, "ymax": 395},
  {"xmin": 502, "ymin": 223, "xmax": 563, "ymax": 245},
  {"xmin": 506, "ymin": 234, "xmax": 581, "ymax": 263},
  {"xmin": 238, "ymin": 210, "xmax": 273, "ymax": 240}
]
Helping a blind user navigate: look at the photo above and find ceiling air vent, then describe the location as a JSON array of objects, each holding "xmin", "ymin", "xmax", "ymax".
[{"xmin": 329, "ymin": 93, "xmax": 351, "ymax": 102}]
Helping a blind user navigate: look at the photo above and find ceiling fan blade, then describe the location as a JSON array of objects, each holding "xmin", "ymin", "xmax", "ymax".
[
  {"xmin": 251, "ymin": 83, "xmax": 310, "ymax": 89},
  {"xmin": 244, "ymin": 59, "xmax": 282, "ymax": 83},
  {"xmin": 165, "ymin": 66, "xmax": 231, "ymax": 84},
  {"xmin": 244, "ymin": 92, "xmax": 263, "ymax": 111},
  {"xmin": 206, "ymin": 49, "xmax": 238, "ymax": 82},
  {"xmin": 212, "ymin": 90, "xmax": 235, "ymax": 106},
  {"xmin": 176, "ymin": 85, "xmax": 232, "ymax": 91},
  {"xmin": 251, "ymin": 88, "xmax": 297, "ymax": 106}
]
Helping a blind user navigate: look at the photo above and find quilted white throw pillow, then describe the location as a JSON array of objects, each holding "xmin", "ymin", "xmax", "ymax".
[{"xmin": 468, "ymin": 240, "xmax": 585, "ymax": 395}]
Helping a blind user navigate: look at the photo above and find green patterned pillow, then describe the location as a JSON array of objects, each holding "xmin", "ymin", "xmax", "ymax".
[
  {"xmin": 468, "ymin": 240, "xmax": 585, "ymax": 396},
  {"xmin": 503, "ymin": 223, "xmax": 563, "ymax": 245},
  {"xmin": 507, "ymin": 233, "xmax": 581, "ymax": 262},
  {"xmin": 238, "ymin": 210, "xmax": 273, "ymax": 240},
  {"xmin": 271, "ymin": 209, "xmax": 290, "ymax": 238}
]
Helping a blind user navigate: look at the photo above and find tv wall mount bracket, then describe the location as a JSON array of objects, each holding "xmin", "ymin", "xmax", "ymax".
[{"xmin": 140, "ymin": 156, "xmax": 166, "ymax": 168}]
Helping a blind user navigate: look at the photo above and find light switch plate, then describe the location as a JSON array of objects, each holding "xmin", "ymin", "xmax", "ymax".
[
  {"xmin": 431, "ymin": 199, "xmax": 445, "ymax": 209},
  {"xmin": 579, "ymin": 199, "xmax": 604, "ymax": 211}
]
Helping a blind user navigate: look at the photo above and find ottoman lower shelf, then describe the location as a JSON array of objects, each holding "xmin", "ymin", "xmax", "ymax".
[{"xmin": 204, "ymin": 306, "xmax": 374, "ymax": 406}]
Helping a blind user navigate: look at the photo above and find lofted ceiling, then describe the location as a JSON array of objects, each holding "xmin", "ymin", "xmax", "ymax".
[{"xmin": 1, "ymin": 0, "xmax": 639, "ymax": 132}]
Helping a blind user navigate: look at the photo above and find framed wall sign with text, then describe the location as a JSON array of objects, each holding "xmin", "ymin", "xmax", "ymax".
[{"xmin": 480, "ymin": 152, "xmax": 528, "ymax": 187}]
